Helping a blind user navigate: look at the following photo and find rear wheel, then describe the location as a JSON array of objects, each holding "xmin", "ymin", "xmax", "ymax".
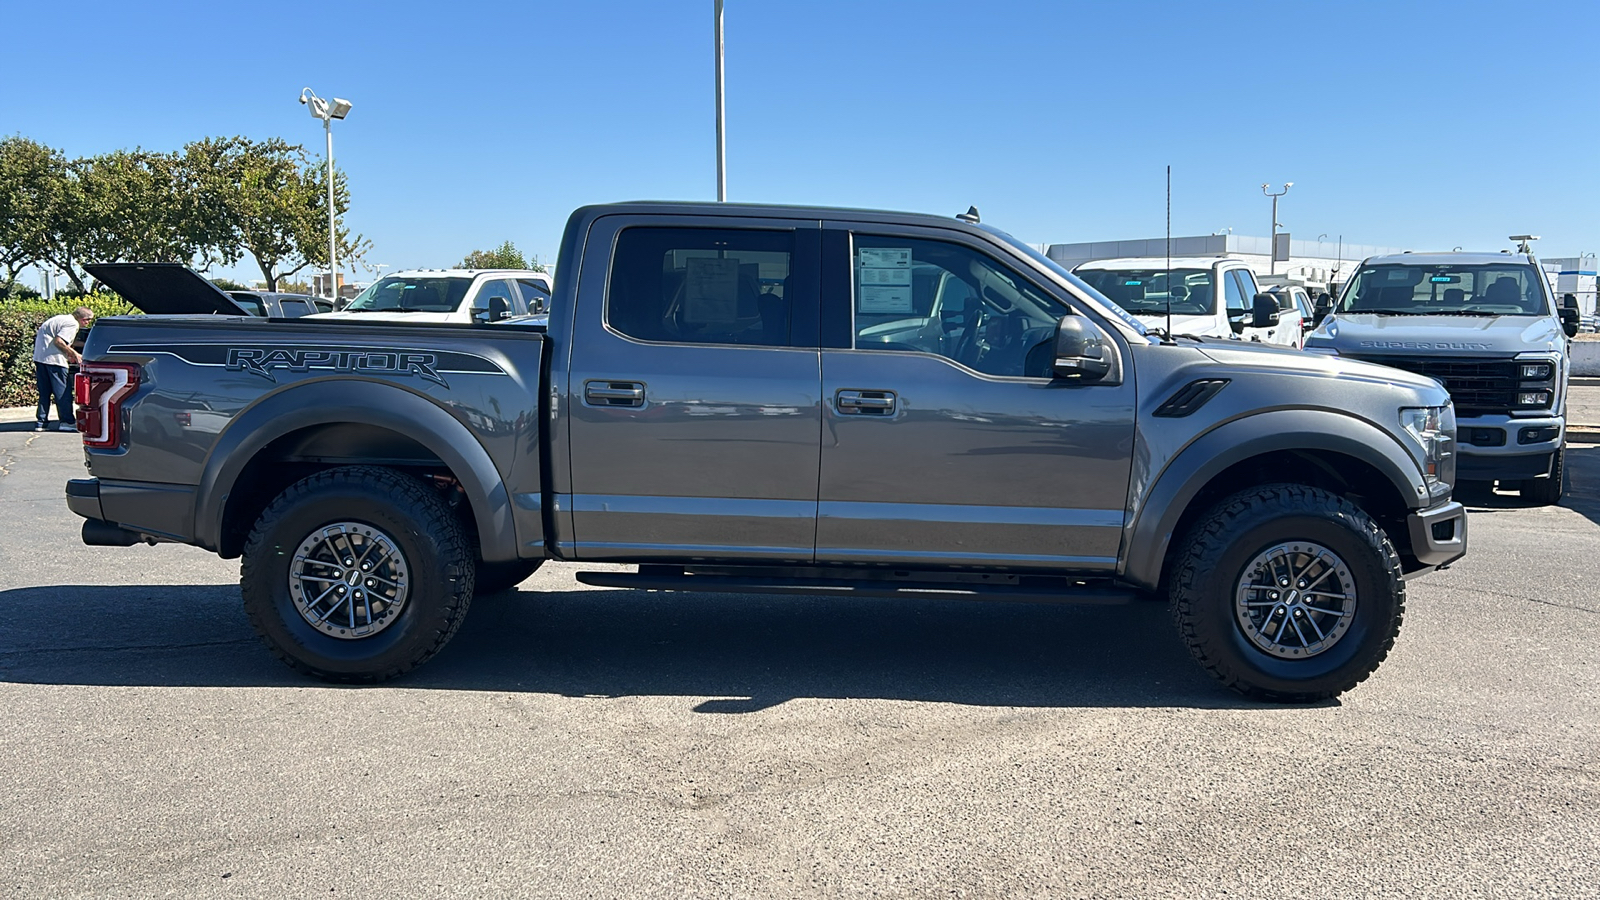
[
  {"xmin": 1519, "ymin": 445, "xmax": 1565, "ymax": 506},
  {"xmin": 241, "ymin": 466, "xmax": 474, "ymax": 682},
  {"xmin": 1170, "ymin": 484, "xmax": 1405, "ymax": 702}
]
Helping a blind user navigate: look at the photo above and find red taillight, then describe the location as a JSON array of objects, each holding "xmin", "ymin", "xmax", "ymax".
[{"xmin": 74, "ymin": 363, "xmax": 140, "ymax": 449}]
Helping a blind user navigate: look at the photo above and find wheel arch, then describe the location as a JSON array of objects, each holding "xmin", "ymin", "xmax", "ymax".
[
  {"xmin": 196, "ymin": 380, "xmax": 518, "ymax": 562},
  {"xmin": 1122, "ymin": 410, "xmax": 1427, "ymax": 591}
]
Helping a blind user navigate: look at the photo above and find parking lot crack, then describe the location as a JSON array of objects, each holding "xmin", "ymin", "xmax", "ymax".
[
  {"xmin": 0, "ymin": 638, "xmax": 258, "ymax": 659},
  {"xmin": 1447, "ymin": 584, "xmax": 1598, "ymax": 615}
]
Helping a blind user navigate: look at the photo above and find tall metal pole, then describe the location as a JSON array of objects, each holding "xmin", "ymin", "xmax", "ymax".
[
  {"xmin": 714, "ymin": 0, "xmax": 726, "ymax": 202},
  {"xmin": 1269, "ymin": 193, "xmax": 1278, "ymax": 275},
  {"xmin": 326, "ymin": 118, "xmax": 337, "ymax": 298}
]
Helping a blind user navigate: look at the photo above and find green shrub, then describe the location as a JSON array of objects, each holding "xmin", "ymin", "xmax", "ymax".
[{"xmin": 0, "ymin": 294, "xmax": 137, "ymax": 407}]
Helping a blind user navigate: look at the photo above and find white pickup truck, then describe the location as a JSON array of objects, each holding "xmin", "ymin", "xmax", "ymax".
[
  {"xmin": 1074, "ymin": 256, "xmax": 1297, "ymax": 346},
  {"xmin": 312, "ymin": 269, "xmax": 552, "ymax": 325}
]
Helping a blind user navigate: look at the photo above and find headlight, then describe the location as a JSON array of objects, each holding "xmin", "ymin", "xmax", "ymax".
[
  {"xmin": 1400, "ymin": 406, "xmax": 1453, "ymax": 486},
  {"xmin": 1520, "ymin": 363, "xmax": 1552, "ymax": 380},
  {"xmin": 1515, "ymin": 391, "xmax": 1552, "ymax": 408}
]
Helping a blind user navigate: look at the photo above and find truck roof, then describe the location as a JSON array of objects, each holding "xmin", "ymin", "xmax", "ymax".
[
  {"xmin": 1360, "ymin": 251, "xmax": 1534, "ymax": 267},
  {"xmin": 577, "ymin": 200, "xmax": 985, "ymax": 231},
  {"xmin": 1073, "ymin": 256, "xmax": 1237, "ymax": 270}
]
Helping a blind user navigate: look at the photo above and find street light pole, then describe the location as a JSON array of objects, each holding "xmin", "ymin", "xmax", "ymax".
[
  {"xmin": 714, "ymin": 0, "xmax": 726, "ymax": 202},
  {"xmin": 300, "ymin": 88, "xmax": 352, "ymax": 297},
  {"xmin": 1261, "ymin": 182, "xmax": 1292, "ymax": 275},
  {"xmin": 324, "ymin": 116, "xmax": 336, "ymax": 297}
]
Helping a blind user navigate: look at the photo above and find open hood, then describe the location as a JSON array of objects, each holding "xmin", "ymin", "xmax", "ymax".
[{"xmin": 84, "ymin": 263, "xmax": 256, "ymax": 316}]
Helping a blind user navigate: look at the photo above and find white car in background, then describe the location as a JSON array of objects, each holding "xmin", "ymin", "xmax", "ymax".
[
  {"xmin": 311, "ymin": 269, "xmax": 552, "ymax": 325},
  {"xmin": 1263, "ymin": 285, "xmax": 1313, "ymax": 348},
  {"xmin": 1073, "ymin": 256, "xmax": 1293, "ymax": 346}
]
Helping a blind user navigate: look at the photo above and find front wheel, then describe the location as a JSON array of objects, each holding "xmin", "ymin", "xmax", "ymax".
[
  {"xmin": 241, "ymin": 466, "xmax": 475, "ymax": 682},
  {"xmin": 1169, "ymin": 484, "xmax": 1405, "ymax": 702},
  {"xmin": 1519, "ymin": 445, "xmax": 1565, "ymax": 506}
]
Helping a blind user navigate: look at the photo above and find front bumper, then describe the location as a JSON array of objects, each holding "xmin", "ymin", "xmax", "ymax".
[
  {"xmin": 1406, "ymin": 500, "xmax": 1468, "ymax": 569},
  {"xmin": 1454, "ymin": 413, "xmax": 1562, "ymax": 482}
]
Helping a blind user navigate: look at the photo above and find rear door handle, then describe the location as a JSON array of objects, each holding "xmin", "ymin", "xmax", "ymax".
[
  {"xmin": 584, "ymin": 380, "xmax": 646, "ymax": 408},
  {"xmin": 836, "ymin": 389, "xmax": 896, "ymax": 415}
]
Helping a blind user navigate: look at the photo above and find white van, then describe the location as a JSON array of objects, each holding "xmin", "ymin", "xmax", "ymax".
[
  {"xmin": 1073, "ymin": 257, "xmax": 1291, "ymax": 345},
  {"xmin": 311, "ymin": 269, "xmax": 552, "ymax": 325}
]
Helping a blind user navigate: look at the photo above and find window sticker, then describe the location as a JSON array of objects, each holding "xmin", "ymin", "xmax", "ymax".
[
  {"xmin": 860, "ymin": 285, "xmax": 914, "ymax": 313},
  {"xmin": 684, "ymin": 257, "xmax": 740, "ymax": 323},
  {"xmin": 857, "ymin": 247, "xmax": 914, "ymax": 313}
]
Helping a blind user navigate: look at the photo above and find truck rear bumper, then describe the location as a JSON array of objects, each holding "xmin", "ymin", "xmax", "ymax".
[
  {"xmin": 65, "ymin": 477, "xmax": 192, "ymax": 544},
  {"xmin": 1406, "ymin": 500, "xmax": 1468, "ymax": 569}
]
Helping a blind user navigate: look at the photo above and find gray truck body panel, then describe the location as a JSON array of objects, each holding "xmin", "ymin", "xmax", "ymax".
[{"xmin": 69, "ymin": 202, "xmax": 1467, "ymax": 590}]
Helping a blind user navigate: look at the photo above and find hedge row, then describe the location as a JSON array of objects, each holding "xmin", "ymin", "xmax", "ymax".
[{"xmin": 0, "ymin": 295, "xmax": 137, "ymax": 407}]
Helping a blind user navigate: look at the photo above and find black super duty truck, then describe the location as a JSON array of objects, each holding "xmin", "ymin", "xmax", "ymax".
[{"xmin": 67, "ymin": 202, "xmax": 1467, "ymax": 701}]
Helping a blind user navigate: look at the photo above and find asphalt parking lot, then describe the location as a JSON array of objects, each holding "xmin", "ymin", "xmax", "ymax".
[{"xmin": 2, "ymin": 414, "xmax": 1598, "ymax": 899}]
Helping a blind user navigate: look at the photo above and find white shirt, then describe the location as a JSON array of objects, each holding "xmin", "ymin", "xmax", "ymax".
[{"xmin": 33, "ymin": 314, "xmax": 80, "ymax": 367}]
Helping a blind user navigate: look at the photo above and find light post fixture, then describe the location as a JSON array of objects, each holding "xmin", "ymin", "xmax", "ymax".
[
  {"xmin": 1261, "ymin": 182, "xmax": 1292, "ymax": 275},
  {"xmin": 300, "ymin": 87, "xmax": 352, "ymax": 298}
]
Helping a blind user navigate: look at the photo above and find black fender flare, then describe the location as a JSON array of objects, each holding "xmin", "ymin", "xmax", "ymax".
[
  {"xmin": 194, "ymin": 379, "xmax": 519, "ymax": 562},
  {"xmin": 1120, "ymin": 409, "xmax": 1427, "ymax": 590}
]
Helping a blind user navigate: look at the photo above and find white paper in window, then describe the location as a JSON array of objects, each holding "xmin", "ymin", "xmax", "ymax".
[
  {"xmin": 860, "ymin": 285, "xmax": 914, "ymax": 313},
  {"xmin": 684, "ymin": 257, "xmax": 740, "ymax": 323}
]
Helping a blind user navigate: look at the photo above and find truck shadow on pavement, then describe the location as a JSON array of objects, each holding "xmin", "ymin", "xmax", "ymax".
[
  {"xmin": 1456, "ymin": 443, "xmax": 1600, "ymax": 528},
  {"xmin": 0, "ymin": 584, "xmax": 1278, "ymax": 711}
]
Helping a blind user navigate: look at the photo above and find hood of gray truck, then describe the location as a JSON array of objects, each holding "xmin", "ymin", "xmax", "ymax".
[{"xmin": 1306, "ymin": 313, "xmax": 1565, "ymax": 357}]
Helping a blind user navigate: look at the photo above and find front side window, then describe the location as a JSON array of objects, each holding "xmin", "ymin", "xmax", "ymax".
[
  {"xmin": 474, "ymin": 279, "xmax": 520, "ymax": 316},
  {"xmin": 608, "ymin": 227, "xmax": 793, "ymax": 346},
  {"xmin": 345, "ymin": 276, "xmax": 472, "ymax": 313},
  {"xmin": 517, "ymin": 278, "xmax": 551, "ymax": 313},
  {"xmin": 1076, "ymin": 268, "xmax": 1215, "ymax": 316},
  {"xmin": 1224, "ymin": 269, "xmax": 1258, "ymax": 314},
  {"xmin": 1339, "ymin": 263, "xmax": 1549, "ymax": 316},
  {"xmin": 852, "ymin": 235, "xmax": 1066, "ymax": 378},
  {"xmin": 228, "ymin": 294, "xmax": 267, "ymax": 316}
]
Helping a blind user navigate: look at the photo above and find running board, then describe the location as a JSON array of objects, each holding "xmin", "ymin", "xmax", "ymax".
[{"xmin": 573, "ymin": 570, "xmax": 1140, "ymax": 605}]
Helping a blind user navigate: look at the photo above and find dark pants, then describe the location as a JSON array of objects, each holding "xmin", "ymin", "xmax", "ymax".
[{"xmin": 35, "ymin": 362, "xmax": 72, "ymax": 426}]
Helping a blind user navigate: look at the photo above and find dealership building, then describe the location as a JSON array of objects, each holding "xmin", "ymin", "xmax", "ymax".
[{"xmin": 1045, "ymin": 233, "xmax": 1406, "ymax": 293}]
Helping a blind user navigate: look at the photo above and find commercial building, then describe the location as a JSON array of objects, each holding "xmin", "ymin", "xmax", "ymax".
[{"xmin": 1046, "ymin": 233, "xmax": 1406, "ymax": 294}]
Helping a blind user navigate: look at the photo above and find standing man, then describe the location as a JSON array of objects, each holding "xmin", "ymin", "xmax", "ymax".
[{"xmin": 33, "ymin": 306, "xmax": 94, "ymax": 432}]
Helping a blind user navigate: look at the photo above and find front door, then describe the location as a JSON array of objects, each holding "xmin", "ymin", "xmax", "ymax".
[
  {"xmin": 816, "ymin": 223, "xmax": 1136, "ymax": 570},
  {"xmin": 565, "ymin": 217, "xmax": 823, "ymax": 562}
]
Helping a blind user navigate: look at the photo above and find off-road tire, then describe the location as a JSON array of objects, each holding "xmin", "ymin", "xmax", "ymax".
[
  {"xmin": 241, "ymin": 466, "xmax": 474, "ymax": 682},
  {"xmin": 473, "ymin": 559, "xmax": 544, "ymax": 596},
  {"xmin": 1169, "ymin": 483, "xmax": 1405, "ymax": 703},
  {"xmin": 1519, "ymin": 445, "xmax": 1565, "ymax": 507}
]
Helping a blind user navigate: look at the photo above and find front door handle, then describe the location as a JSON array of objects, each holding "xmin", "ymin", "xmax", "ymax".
[
  {"xmin": 584, "ymin": 380, "xmax": 646, "ymax": 408},
  {"xmin": 836, "ymin": 389, "xmax": 896, "ymax": 415}
]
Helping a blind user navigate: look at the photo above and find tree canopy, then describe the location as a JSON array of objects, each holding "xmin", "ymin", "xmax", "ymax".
[
  {"xmin": 460, "ymin": 240, "xmax": 544, "ymax": 272},
  {"xmin": 0, "ymin": 133, "xmax": 368, "ymax": 294}
]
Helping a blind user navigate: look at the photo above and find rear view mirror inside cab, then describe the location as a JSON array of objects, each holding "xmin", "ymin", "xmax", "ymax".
[{"xmin": 1429, "ymin": 275, "xmax": 1461, "ymax": 284}]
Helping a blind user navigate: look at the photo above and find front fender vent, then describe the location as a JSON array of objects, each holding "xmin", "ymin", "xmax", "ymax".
[{"xmin": 1153, "ymin": 379, "xmax": 1229, "ymax": 418}]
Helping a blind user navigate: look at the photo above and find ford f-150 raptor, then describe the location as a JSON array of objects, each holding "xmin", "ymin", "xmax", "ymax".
[{"xmin": 66, "ymin": 202, "xmax": 1467, "ymax": 701}]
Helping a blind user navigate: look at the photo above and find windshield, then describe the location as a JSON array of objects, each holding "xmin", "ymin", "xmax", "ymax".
[
  {"xmin": 345, "ymin": 276, "xmax": 472, "ymax": 312},
  {"xmin": 1075, "ymin": 268, "xmax": 1215, "ymax": 315},
  {"xmin": 1338, "ymin": 263, "xmax": 1550, "ymax": 316},
  {"xmin": 975, "ymin": 225, "xmax": 1150, "ymax": 337}
]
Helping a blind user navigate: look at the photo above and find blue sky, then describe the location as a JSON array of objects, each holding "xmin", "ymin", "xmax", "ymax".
[{"xmin": 4, "ymin": 0, "xmax": 1596, "ymax": 285}]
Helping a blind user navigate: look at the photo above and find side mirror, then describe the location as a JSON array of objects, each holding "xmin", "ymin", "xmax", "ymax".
[
  {"xmin": 1313, "ymin": 296, "xmax": 1333, "ymax": 327},
  {"xmin": 1252, "ymin": 293, "xmax": 1281, "ymax": 328},
  {"xmin": 490, "ymin": 296, "xmax": 511, "ymax": 321},
  {"xmin": 1560, "ymin": 306, "xmax": 1580, "ymax": 338},
  {"xmin": 1052, "ymin": 315, "xmax": 1111, "ymax": 381}
]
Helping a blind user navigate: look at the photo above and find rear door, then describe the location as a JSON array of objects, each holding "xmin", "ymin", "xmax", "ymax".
[
  {"xmin": 815, "ymin": 221, "xmax": 1136, "ymax": 570},
  {"xmin": 564, "ymin": 214, "xmax": 823, "ymax": 562}
]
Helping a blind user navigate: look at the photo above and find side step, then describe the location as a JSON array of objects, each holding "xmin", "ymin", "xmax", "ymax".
[{"xmin": 574, "ymin": 568, "xmax": 1140, "ymax": 605}]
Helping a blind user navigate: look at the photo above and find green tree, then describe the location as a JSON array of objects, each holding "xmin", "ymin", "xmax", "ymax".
[
  {"xmin": 460, "ymin": 240, "xmax": 543, "ymax": 271},
  {"xmin": 181, "ymin": 136, "xmax": 367, "ymax": 291},
  {"xmin": 0, "ymin": 136, "xmax": 66, "ymax": 292}
]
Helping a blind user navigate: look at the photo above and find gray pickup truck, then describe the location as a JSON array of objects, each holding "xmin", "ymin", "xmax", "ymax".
[{"xmin": 67, "ymin": 202, "xmax": 1467, "ymax": 701}]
